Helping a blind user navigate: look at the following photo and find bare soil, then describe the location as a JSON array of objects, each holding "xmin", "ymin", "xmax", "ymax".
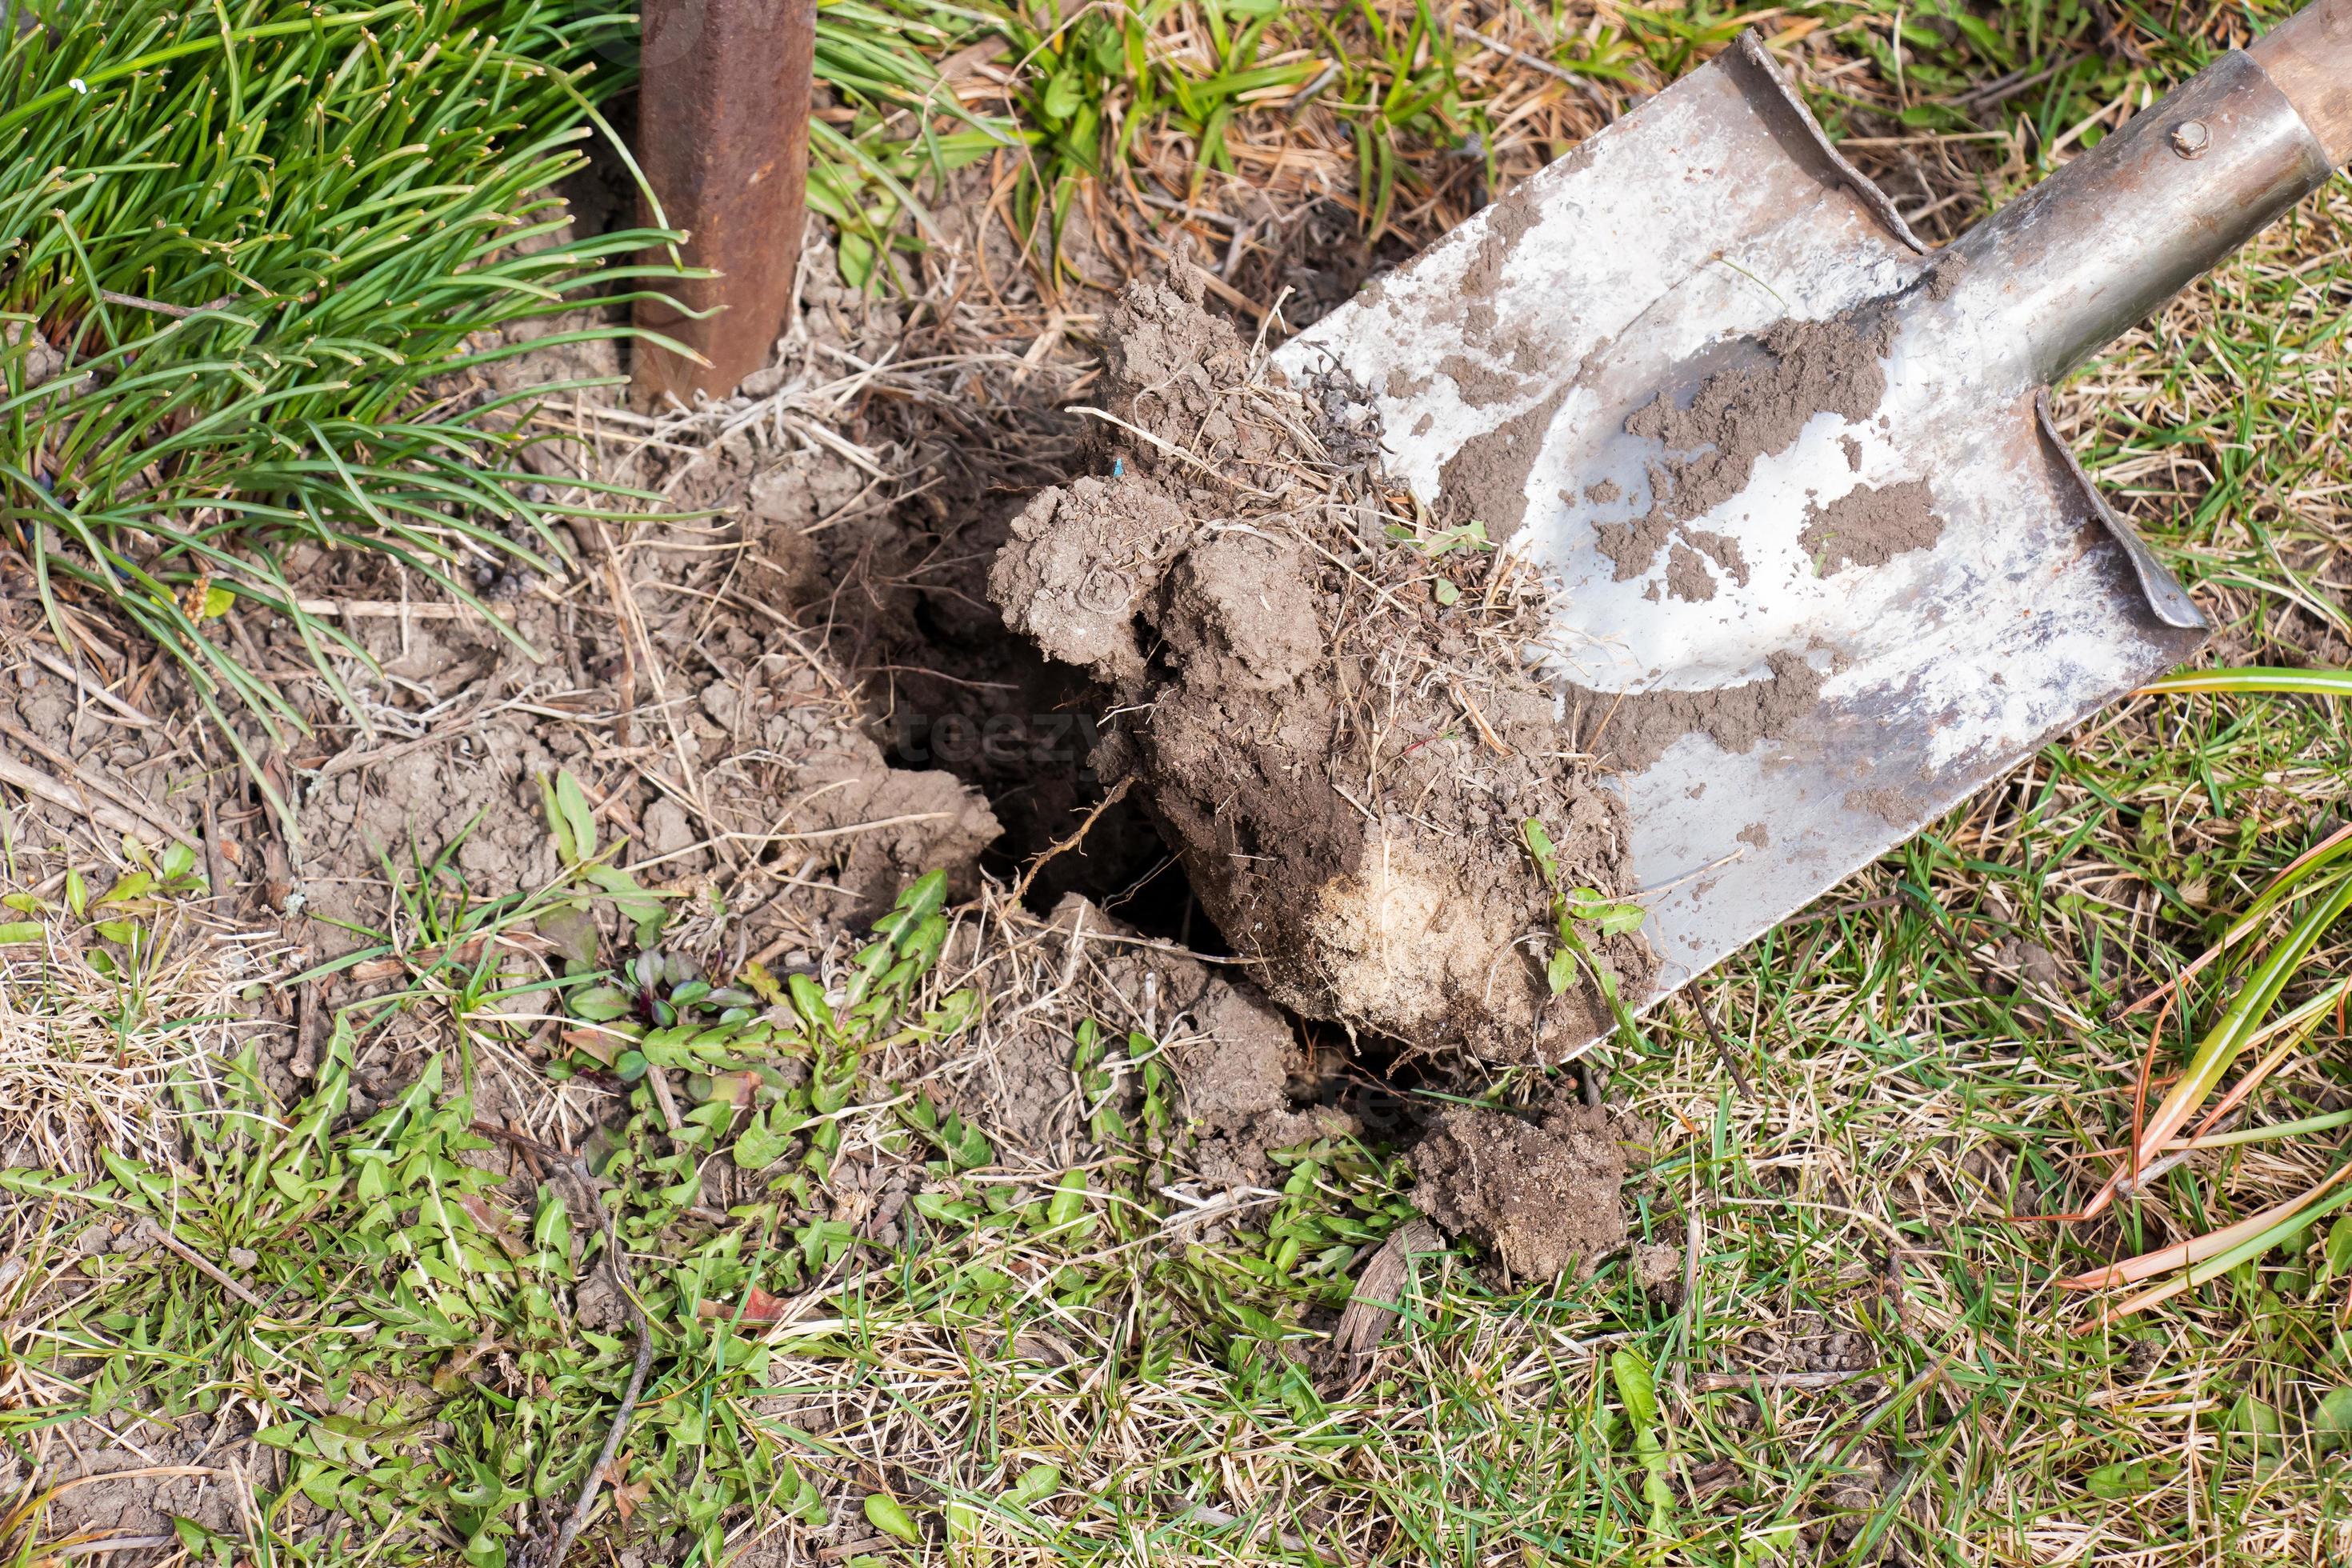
[
  {"xmin": 922, "ymin": 892, "xmax": 1355, "ymax": 1185},
  {"xmin": 1571, "ymin": 646, "xmax": 1830, "ymax": 773}
]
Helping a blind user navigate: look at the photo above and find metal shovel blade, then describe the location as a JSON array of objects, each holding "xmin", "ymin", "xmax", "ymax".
[{"xmin": 1271, "ymin": 33, "xmax": 2253, "ymax": 1028}]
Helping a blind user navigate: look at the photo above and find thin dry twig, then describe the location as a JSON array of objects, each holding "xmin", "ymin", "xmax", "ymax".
[
  {"xmin": 0, "ymin": 749, "xmax": 166, "ymax": 846},
  {"xmin": 0, "ymin": 716, "xmax": 194, "ymax": 848}
]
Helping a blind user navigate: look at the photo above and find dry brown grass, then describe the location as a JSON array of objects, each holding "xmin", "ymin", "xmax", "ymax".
[{"xmin": 0, "ymin": 895, "xmax": 294, "ymax": 1178}]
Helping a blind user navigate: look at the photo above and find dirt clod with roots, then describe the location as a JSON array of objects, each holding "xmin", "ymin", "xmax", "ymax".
[
  {"xmin": 1407, "ymin": 1099, "xmax": 1633, "ymax": 1283},
  {"xmin": 990, "ymin": 263, "xmax": 1655, "ymax": 1069}
]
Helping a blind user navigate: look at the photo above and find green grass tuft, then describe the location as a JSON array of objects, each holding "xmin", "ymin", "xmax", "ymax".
[{"xmin": 0, "ymin": 0, "xmax": 686, "ymax": 822}]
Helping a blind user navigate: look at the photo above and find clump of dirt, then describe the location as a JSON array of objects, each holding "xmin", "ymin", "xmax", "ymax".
[
  {"xmin": 1435, "ymin": 388, "xmax": 1570, "ymax": 538},
  {"xmin": 1572, "ymin": 647, "xmax": 1827, "ymax": 771},
  {"xmin": 1631, "ymin": 1239, "xmax": 1685, "ymax": 1304},
  {"xmin": 922, "ymin": 893, "xmax": 1352, "ymax": 1183},
  {"xmin": 1665, "ymin": 540, "xmax": 1719, "ymax": 602},
  {"xmin": 989, "ymin": 263, "xmax": 1654, "ymax": 1062},
  {"xmin": 1407, "ymin": 1099, "xmax": 1629, "ymax": 1282},
  {"xmin": 1798, "ymin": 478, "xmax": 1943, "ymax": 572},
  {"xmin": 1598, "ymin": 308, "xmax": 1898, "ymax": 583}
]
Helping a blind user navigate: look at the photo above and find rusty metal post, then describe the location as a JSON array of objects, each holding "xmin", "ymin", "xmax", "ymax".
[{"xmin": 632, "ymin": 0, "xmax": 817, "ymax": 401}]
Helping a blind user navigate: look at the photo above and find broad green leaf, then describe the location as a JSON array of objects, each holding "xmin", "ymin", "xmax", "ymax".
[
  {"xmin": 838, "ymin": 230, "xmax": 878, "ymax": 289},
  {"xmin": 789, "ymin": 972, "xmax": 832, "ymax": 1030},
  {"xmin": 1006, "ymin": 1462, "xmax": 1060, "ymax": 1506},
  {"xmin": 862, "ymin": 1493, "xmax": 920, "ymax": 1545},
  {"xmin": 555, "ymin": 770, "xmax": 596, "ymax": 865},
  {"xmin": 911, "ymin": 1192, "xmax": 978, "ymax": 1225},
  {"xmin": 1046, "ymin": 1170, "xmax": 1088, "ymax": 1229},
  {"xmin": 536, "ymin": 903, "xmax": 600, "ymax": 967},
  {"xmin": 1611, "ymin": 1349, "xmax": 1673, "ymax": 1550},
  {"xmin": 1040, "ymin": 68, "xmax": 1083, "ymax": 123},
  {"xmin": 0, "ymin": 922, "xmax": 47, "ymax": 944},
  {"xmin": 571, "ymin": 986, "xmax": 634, "ymax": 1022},
  {"xmin": 1611, "ymin": 1348, "xmax": 1660, "ymax": 1427},
  {"xmin": 2226, "ymin": 1394, "xmax": 2284, "ymax": 1449},
  {"xmin": 100, "ymin": 871, "xmax": 153, "ymax": 905},
  {"xmin": 1569, "ymin": 887, "xmax": 1646, "ymax": 936},
  {"xmin": 2314, "ymin": 1386, "xmax": 2352, "ymax": 1447},
  {"xmin": 582, "ymin": 865, "xmax": 665, "ymax": 926},
  {"xmin": 538, "ymin": 773, "xmax": 569, "ymax": 862},
  {"xmin": 531, "ymin": 1190, "xmax": 571, "ymax": 1255},
  {"xmin": 1521, "ymin": 819, "xmax": 1558, "ymax": 884},
  {"xmin": 2086, "ymin": 1459, "xmax": 2161, "ymax": 1498},
  {"xmin": 733, "ymin": 1110, "xmax": 794, "ymax": 1171}
]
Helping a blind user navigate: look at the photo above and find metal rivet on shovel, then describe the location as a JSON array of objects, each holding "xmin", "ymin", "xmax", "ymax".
[{"xmin": 2172, "ymin": 119, "xmax": 2212, "ymax": 158}]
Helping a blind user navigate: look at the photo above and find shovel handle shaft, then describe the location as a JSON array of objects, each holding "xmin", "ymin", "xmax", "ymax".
[
  {"xmin": 1937, "ymin": 48, "xmax": 2330, "ymax": 386},
  {"xmin": 2251, "ymin": 0, "xmax": 2352, "ymax": 166}
]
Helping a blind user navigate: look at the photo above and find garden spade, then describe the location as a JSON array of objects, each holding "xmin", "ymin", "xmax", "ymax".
[{"xmin": 1273, "ymin": 2, "xmax": 2352, "ymax": 1031}]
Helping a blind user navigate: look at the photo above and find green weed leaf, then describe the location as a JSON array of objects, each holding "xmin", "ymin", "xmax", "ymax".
[
  {"xmin": 2326, "ymin": 1215, "xmax": 2352, "ymax": 1278},
  {"xmin": 733, "ymin": 1110, "xmax": 794, "ymax": 1172},
  {"xmin": 862, "ymin": 1493, "xmax": 920, "ymax": 1544},
  {"xmin": 2086, "ymin": 1458, "xmax": 2162, "ymax": 1498},
  {"xmin": 571, "ymin": 986, "xmax": 634, "ymax": 1022},
  {"xmin": 1521, "ymin": 819, "xmax": 1559, "ymax": 885},
  {"xmin": 1611, "ymin": 1349, "xmax": 1673, "ymax": 1548},
  {"xmin": 1046, "ymin": 1170, "xmax": 1089, "ymax": 1230},
  {"xmin": 1006, "ymin": 1462, "xmax": 1060, "ymax": 1506},
  {"xmin": 1567, "ymin": 887, "xmax": 1646, "ymax": 937},
  {"xmin": 2314, "ymin": 1386, "xmax": 2352, "ymax": 1448},
  {"xmin": 583, "ymin": 865, "xmax": 666, "ymax": 928},
  {"xmin": 555, "ymin": 770, "xmax": 596, "ymax": 866},
  {"xmin": 100, "ymin": 871, "xmax": 153, "ymax": 906}
]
